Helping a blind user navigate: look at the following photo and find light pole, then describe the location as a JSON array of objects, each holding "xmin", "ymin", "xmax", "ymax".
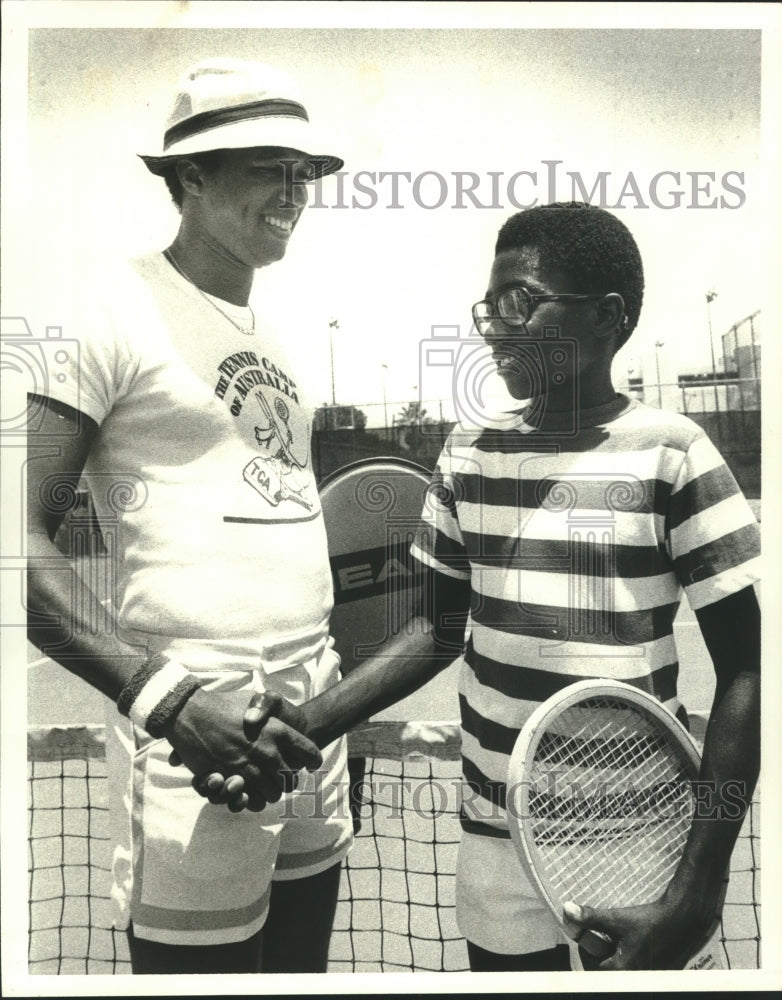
[
  {"xmin": 705, "ymin": 290, "xmax": 720, "ymax": 413},
  {"xmin": 654, "ymin": 341, "xmax": 664, "ymax": 408},
  {"xmin": 381, "ymin": 362, "xmax": 389, "ymax": 439},
  {"xmin": 328, "ymin": 318, "xmax": 339, "ymax": 405}
]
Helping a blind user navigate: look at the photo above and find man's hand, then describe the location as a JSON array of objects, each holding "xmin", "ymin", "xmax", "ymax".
[
  {"xmin": 165, "ymin": 688, "xmax": 321, "ymax": 813},
  {"xmin": 561, "ymin": 889, "xmax": 722, "ymax": 970}
]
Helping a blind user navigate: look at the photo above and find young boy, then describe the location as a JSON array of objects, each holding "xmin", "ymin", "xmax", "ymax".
[{"xmin": 210, "ymin": 202, "xmax": 762, "ymax": 971}]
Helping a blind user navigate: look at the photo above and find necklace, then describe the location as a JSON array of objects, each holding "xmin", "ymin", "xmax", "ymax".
[{"xmin": 164, "ymin": 248, "xmax": 256, "ymax": 336}]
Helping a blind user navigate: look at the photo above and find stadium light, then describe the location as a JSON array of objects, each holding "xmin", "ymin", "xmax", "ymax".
[
  {"xmin": 328, "ymin": 317, "xmax": 339, "ymax": 405},
  {"xmin": 381, "ymin": 362, "xmax": 389, "ymax": 439},
  {"xmin": 654, "ymin": 341, "xmax": 664, "ymax": 408},
  {"xmin": 705, "ymin": 290, "xmax": 719, "ymax": 413}
]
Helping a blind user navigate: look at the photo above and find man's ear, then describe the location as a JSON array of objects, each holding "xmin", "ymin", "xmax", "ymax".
[
  {"xmin": 176, "ymin": 158, "xmax": 207, "ymax": 199},
  {"xmin": 594, "ymin": 293, "xmax": 626, "ymax": 341}
]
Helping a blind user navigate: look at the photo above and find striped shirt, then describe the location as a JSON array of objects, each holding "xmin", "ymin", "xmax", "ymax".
[{"xmin": 410, "ymin": 395, "xmax": 761, "ymax": 835}]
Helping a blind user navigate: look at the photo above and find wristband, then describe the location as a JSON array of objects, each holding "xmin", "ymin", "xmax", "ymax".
[{"xmin": 117, "ymin": 653, "xmax": 201, "ymax": 738}]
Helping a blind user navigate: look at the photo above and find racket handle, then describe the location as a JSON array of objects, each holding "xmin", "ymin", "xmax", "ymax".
[{"xmin": 578, "ymin": 929, "xmax": 616, "ymax": 960}]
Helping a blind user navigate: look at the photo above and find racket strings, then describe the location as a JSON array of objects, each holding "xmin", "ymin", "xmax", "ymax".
[{"xmin": 524, "ymin": 697, "xmax": 696, "ymax": 908}]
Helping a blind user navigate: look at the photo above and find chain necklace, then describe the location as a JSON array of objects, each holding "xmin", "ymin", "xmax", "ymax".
[{"xmin": 164, "ymin": 248, "xmax": 256, "ymax": 336}]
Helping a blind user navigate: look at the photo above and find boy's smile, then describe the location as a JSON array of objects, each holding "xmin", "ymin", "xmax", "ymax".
[{"xmin": 481, "ymin": 247, "xmax": 617, "ymax": 411}]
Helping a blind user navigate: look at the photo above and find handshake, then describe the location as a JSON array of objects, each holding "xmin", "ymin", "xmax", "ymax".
[{"xmin": 166, "ymin": 688, "xmax": 322, "ymax": 813}]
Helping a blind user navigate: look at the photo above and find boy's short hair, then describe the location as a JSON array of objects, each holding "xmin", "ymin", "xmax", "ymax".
[{"xmin": 495, "ymin": 202, "xmax": 644, "ymax": 351}]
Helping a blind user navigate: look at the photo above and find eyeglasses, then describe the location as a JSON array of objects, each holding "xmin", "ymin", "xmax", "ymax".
[{"xmin": 471, "ymin": 285, "xmax": 603, "ymax": 337}]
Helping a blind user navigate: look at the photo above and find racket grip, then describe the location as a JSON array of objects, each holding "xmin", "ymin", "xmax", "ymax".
[{"xmin": 578, "ymin": 929, "xmax": 616, "ymax": 960}]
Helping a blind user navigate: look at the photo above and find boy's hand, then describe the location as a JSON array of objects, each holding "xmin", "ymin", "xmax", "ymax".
[
  {"xmin": 562, "ymin": 892, "xmax": 719, "ymax": 970},
  {"xmin": 172, "ymin": 690, "xmax": 314, "ymax": 811},
  {"xmin": 166, "ymin": 688, "xmax": 321, "ymax": 812},
  {"xmin": 242, "ymin": 690, "xmax": 309, "ymax": 740}
]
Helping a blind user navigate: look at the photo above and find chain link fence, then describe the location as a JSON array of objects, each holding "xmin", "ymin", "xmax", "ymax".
[
  {"xmin": 56, "ymin": 374, "xmax": 760, "ymax": 559},
  {"xmin": 313, "ymin": 381, "xmax": 761, "ymax": 499}
]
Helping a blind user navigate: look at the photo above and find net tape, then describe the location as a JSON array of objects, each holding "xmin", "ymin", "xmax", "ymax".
[{"xmin": 27, "ymin": 722, "xmax": 760, "ymax": 974}]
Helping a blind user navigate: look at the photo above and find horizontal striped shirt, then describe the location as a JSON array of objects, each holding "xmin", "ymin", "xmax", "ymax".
[{"xmin": 410, "ymin": 396, "xmax": 760, "ymax": 835}]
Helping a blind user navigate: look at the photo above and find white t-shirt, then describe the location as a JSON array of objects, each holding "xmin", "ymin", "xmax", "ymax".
[{"xmin": 43, "ymin": 252, "xmax": 333, "ymax": 665}]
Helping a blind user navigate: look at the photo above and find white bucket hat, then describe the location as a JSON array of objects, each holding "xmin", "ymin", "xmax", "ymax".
[{"xmin": 139, "ymin": 57, "xmax": 343, "ymax": 179}]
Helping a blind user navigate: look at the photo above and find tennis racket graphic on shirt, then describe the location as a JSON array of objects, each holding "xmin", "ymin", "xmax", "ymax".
[{"xmin": 506, "ymin": 679, "xmax": 728, "ymax": 970}]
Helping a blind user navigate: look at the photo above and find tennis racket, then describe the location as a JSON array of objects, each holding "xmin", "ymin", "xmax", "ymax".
[{"xmin": 506, "ymin": 679, "xmax": 727, "ymax": 970}]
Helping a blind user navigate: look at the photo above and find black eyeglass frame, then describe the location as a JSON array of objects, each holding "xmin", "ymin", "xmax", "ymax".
[{"xmin": 472, "ymin": 285, "xmax": 604, "ymax": 337}]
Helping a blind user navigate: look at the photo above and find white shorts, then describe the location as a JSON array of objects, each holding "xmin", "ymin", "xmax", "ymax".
[
  {"xmin": 455, "ymin": 830, "xmax": 567, "ymax": 955},
  {"xmin": 456, "ymin": 831, "xmax": 726, "ymax": 969},
  {"xmin": 105, "ymin": 639, "xmax": 353, "ymax": 946}
]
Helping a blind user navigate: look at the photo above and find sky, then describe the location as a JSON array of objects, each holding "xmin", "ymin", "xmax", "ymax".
[{"xmin": 3, "ymin": 4, "xmax": 775, "ymax": 424}]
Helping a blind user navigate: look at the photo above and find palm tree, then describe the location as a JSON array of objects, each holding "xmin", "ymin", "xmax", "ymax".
[{"xmin": 395, "ymin": 400, "xmax": 431, "ymax": 427}]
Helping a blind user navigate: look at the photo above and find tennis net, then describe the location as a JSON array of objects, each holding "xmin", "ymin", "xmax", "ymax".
[{"xmin": 27, "ymin": 721, "xmax": 760, "ymax": 974}]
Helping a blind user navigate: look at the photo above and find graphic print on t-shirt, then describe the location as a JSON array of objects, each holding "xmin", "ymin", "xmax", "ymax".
[
  {"xmin": 244, "ymin": 393, "xmax": 312, "ymax": 510},
  {"xmin": 214, "ymin": 349, "xmax": 317, "ymax": 514}
]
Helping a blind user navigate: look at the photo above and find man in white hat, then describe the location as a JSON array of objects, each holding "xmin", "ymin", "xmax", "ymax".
[{"xmin": 26, "ymin": 58, "xmax": 352, "ymax": 974}]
